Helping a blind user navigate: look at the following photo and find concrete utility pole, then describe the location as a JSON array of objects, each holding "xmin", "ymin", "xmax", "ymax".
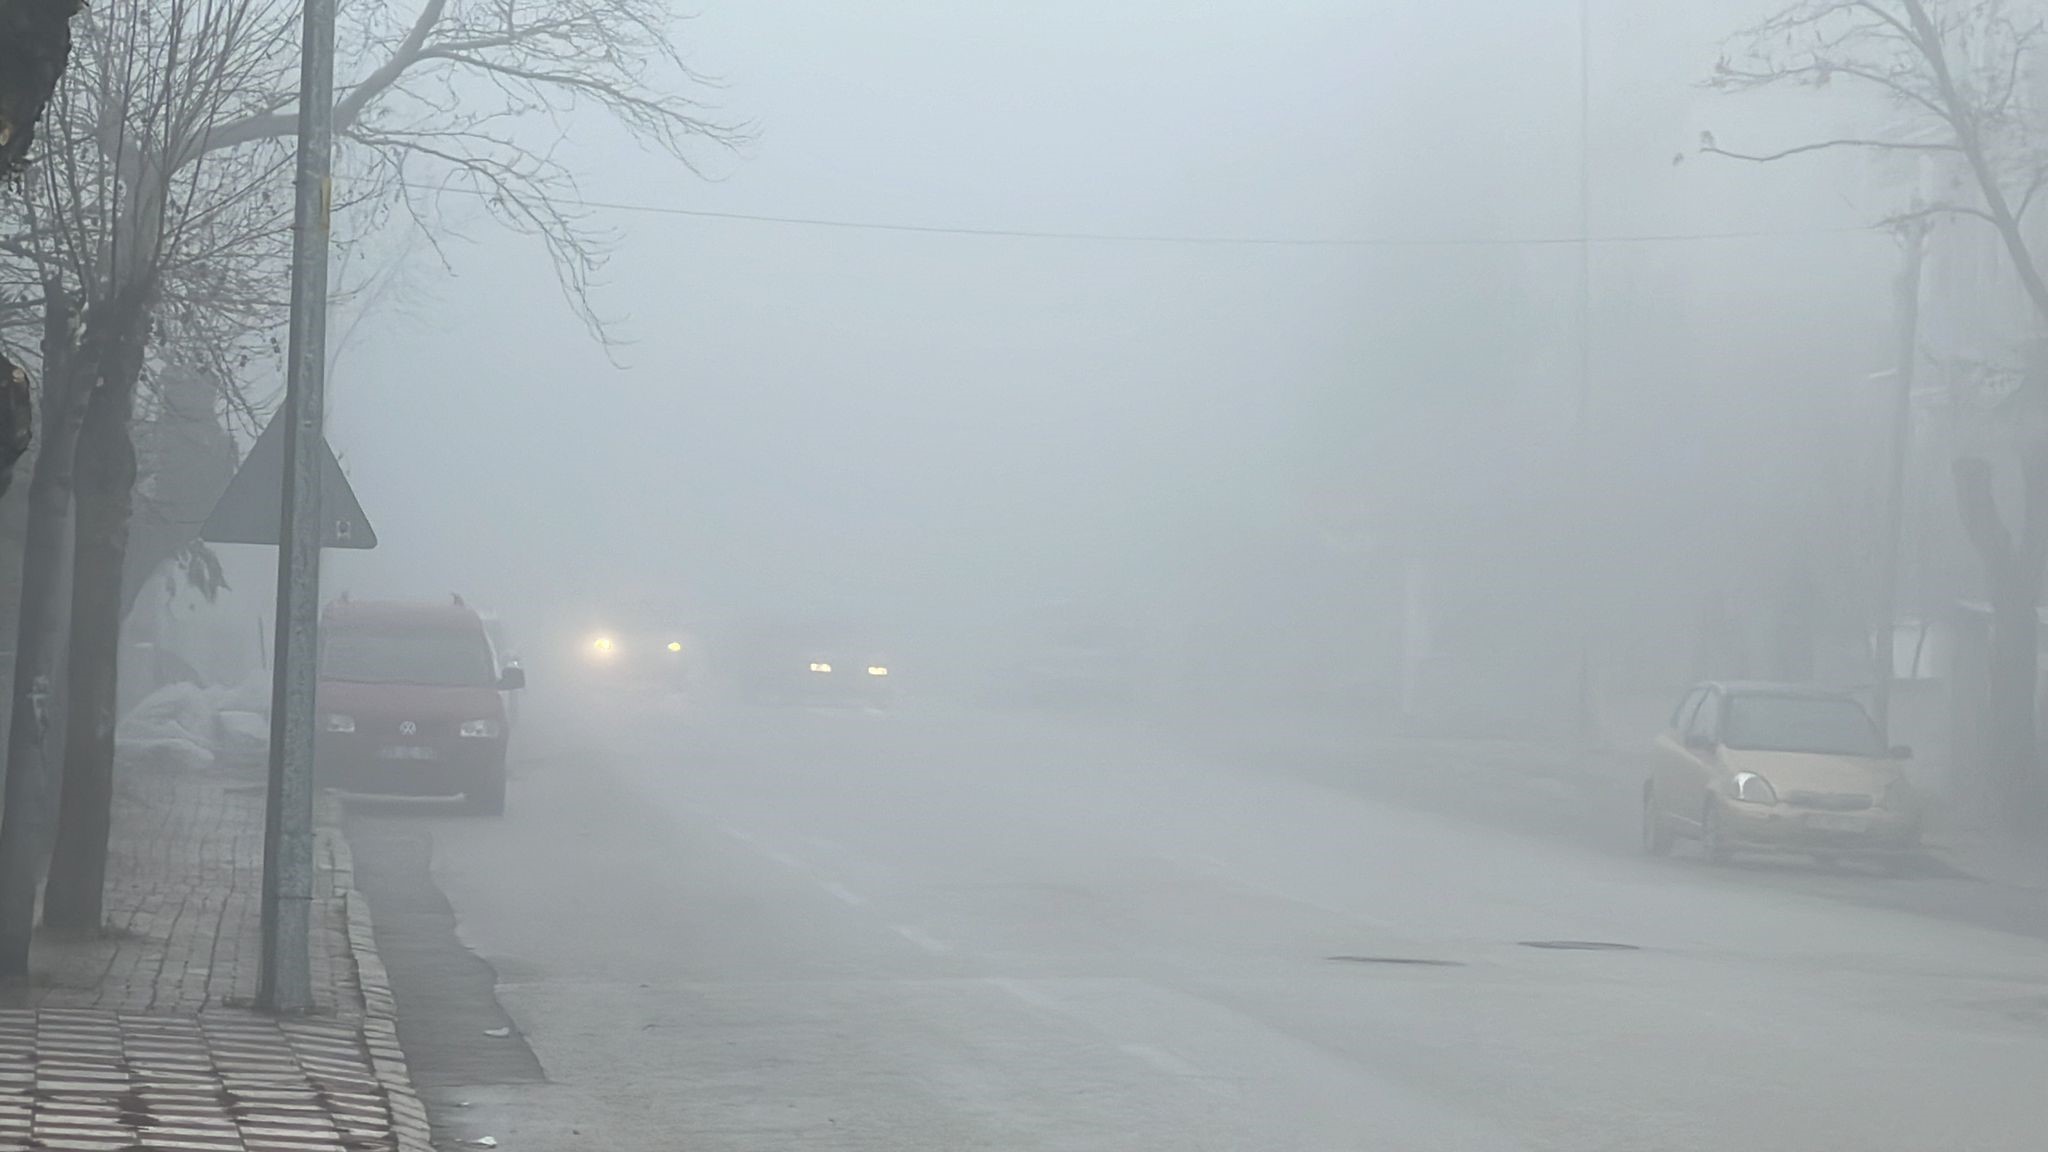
[
  {"xmin": 1871, "ymin": 220, "xmax": 1928, "ymax": 741},
  {"xmin": 259, "ymin": 0, "xmax": 338, "ymax": 1014}
]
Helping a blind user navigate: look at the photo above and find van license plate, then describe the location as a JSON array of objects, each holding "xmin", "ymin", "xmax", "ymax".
[{"xmin": 377, "ymin": 745, "xmax": 439, "ymax": 761}]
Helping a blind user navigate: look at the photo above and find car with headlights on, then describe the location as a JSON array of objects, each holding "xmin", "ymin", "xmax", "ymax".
[
  {"xmin": 732, "ymin": 620, "xmax": 893, "ymax": 709},
  {"xmin": 578, "ymin": 624, "xmax": 698, "ymax": 690},
  {"xmin": 1642, "ymin": 681, "xmax": 1921, "ymax": 867}
]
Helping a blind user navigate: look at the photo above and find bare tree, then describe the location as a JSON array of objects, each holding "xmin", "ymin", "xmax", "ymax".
[
  {"xmin": 1706, "ymin": 0, "xmax": 2048, "ymax": 824},
  {"xmin": 0, "ymin": 0, "xmax": 733, "ymax": 961},
  {"xmin": 15, "ymin": 0, "xmax": 289, "ymax": 936}
]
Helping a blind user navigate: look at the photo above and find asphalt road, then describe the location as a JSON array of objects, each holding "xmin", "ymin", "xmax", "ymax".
[
  {"xmin": 1152, "ymin": 708, "xmax": 2048, "ymax": 942},
  {"xmin": 347, "ymin": 690, "xmax": 2048, "ymax": 1151}
]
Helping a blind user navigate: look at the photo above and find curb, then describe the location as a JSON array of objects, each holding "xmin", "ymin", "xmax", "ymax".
[{"xmin": 325, "ymin": 826, "xmax": 436, "ymax": 1152}]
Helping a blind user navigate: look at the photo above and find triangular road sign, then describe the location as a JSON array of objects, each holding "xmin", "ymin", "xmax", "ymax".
[{"xmin": 201, "ymin": 413, "xmax": 377, "ymax": 549}]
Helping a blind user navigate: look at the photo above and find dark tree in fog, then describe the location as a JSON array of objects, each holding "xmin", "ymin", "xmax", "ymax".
[
  {"xmin": 0, "ymin": 0, "xmax": 734, "ymax": 966},
  {"xmin": 123, "ymin": 362, "xmax": 238, "ymax": 644},
  {"xmin": 0, "ymin": 0, "xmax": 81, "ymax": 179},
  {"xmin": 1706, "ymin": 0, "xmax": 2048, "ymax": 827},
  {"xmin": 2, "ymin": 0, "xmax": 294, "ymax": 939},
  {"xmin": 0, "ymin": 0, "xmax": 85, "ymax": 503}
]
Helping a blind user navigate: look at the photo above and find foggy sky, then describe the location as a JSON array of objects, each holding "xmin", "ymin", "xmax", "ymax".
[{"xmin": 311, "ymin": 0, "xmax": 1899, "ymax": 651}]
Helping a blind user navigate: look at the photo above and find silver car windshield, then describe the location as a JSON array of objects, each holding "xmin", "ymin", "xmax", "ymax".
[{"xmin": 1722, "ymin": 695, "xmax": 1887, "ymax": 758}]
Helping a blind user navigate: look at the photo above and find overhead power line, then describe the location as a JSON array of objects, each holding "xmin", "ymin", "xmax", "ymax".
[{"xmin": 405, "ymin": 181, "xmax": 1883, "ymax": 249}]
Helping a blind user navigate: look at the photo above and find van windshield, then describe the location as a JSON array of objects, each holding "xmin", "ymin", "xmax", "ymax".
[{"xmin": 321, "ymin": 628, "xmax": 497, "ymax": 687}]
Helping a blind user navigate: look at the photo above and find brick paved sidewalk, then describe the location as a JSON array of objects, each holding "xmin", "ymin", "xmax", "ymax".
[
  {"xmin": 25, "ymin": 776, "xmax": 353, "ymax": 1015},
  {"xmin": 0, "ymin": 768, "xmax": 430, "ymax": 1151}
]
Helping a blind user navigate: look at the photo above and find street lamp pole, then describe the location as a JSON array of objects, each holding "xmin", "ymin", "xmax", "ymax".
[
  {"xmin": 258, "ymin": 0, "xmax": 338, "ymax": 1013},
  {"xmin": 1574, "ymin": 0, "xmax": 1598, "ymax": 747}
]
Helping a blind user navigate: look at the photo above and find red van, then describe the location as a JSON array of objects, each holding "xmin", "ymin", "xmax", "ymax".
[{"xmin": 315, "ymin": 597, "xmax": 525, "ymax": 814}]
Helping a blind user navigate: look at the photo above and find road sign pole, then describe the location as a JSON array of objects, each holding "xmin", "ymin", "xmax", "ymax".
[{"xmin": 259, "ymin": 0, "xmax": 338, "ymax": 1014}]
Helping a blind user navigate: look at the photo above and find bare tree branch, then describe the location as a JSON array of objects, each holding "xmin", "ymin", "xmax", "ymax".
[
  {"xmin": 1881, "ymin": 200, "xmax": 2000, "ymax": 227},
  {"xmin": 1701, "ymin": 138, "xmax": 1960, "ymax": 163},
  {"xmin": 1707, "ymin": 0, "xmax": 2048, "ymax": 318},
  {"xmin": 205, "ymin": 0, "xmax": 450, "ymax": 151}
]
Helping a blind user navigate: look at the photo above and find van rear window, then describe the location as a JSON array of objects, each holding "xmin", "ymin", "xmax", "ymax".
[{"xmin": 321, "ymin": 628, "xmax": 496, "ymax": 687}]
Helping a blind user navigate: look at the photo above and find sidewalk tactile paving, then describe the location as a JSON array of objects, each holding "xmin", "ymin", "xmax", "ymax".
[
  {"xmin": 5, "ymin": 772, "xmax": 434, "ymax": 1152},
  {"xmin": 0, "ymin": 1010, "xmax": 404, "ymax": 1151}
]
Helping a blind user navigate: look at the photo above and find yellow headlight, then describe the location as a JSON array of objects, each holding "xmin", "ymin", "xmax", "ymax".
[
  {"xmin": 809, "ymin": 662, "xmax": 832, "ymax": 673},
  {"xmin": 591, "ymin": 635, "xmax": 615, "ymax": 653},
  {"xmin": 867, "ymin": 666, "xmax": 889, "ymax": 677},
  {"xmin": 667, "ymin": 641, "xmax": 683, "ymax": 653}
]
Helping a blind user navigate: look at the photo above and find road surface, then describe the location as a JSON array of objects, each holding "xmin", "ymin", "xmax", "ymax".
[{"xmin": 346, "ymin": 691, "xmax": 2048, "ymax": 1151}]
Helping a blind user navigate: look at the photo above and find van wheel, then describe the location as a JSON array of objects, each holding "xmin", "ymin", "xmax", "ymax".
[
  {"xmin": 1641, "ymin": 785, "xmax": 1674, "ymax": 856},
  {"xmin": 466, "ymin": 766, "xmax": 507, "ymax": 816}
]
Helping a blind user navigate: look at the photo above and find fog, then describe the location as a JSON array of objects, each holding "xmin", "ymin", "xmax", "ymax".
[
  {"xmin": 333, "ymin": 2, "xmax": 1407, "ymax": 632},
  {"xmin": 288, "ymin": 1, "xmax": 1917, "ymax": 723},
  {"xmin": 81, "ymin": 1, "xmax": 2048, "ymax": 1148}
]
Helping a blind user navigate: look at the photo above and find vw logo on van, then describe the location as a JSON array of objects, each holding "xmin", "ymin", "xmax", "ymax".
[{"xmin": 399, "ymin": 721, "xmax": 417, "ymax": 736}]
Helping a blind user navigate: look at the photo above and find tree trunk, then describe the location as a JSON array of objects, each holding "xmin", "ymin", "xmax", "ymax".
[
  {"xmin": 41, "ymin": 301, "xmax": 146, "ymax": 936},
  {"xmin": 0, "ymin": 351, "xmax": 32, "ymax": 502},
  {"xmin": 1953, "ymin": 449, "xmax": 2048, "ymax": 832},
  {"xmin": 0, "ymin": 285, "xmax": 84, "ymax": 972},
  {"xmin": 1986, "ymin": 582, "xmax": 2039, "ymax": 825}
]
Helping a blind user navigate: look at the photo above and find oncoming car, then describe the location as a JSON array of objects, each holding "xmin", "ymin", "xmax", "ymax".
[
  {"xmin": 578, "ymin": 624, "xmax": 698, "ymax": 690},
  {"xmin": 1642, "ymin": 682, "xmax": 1921, "ymax": 867},
  {"xmin": 733, "ymin": 621, "xmax": 894, "ymax": 709}
]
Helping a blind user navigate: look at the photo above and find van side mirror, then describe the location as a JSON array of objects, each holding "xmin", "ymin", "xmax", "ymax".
[
  {"xmin": 1684, "ymin": 730, "xmax": 1717, "ymax": 751},
  {"xmin": 499, "ymin": 666, "xmax": 526, "ymax": 691}
]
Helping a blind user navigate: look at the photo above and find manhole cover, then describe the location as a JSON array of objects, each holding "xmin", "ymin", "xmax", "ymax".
[
  {"xmin": 1518, "ymin": 940, "xmax": 1639, "ymax": 951},
  {"xmin": 1326, "ymin": 955, "xmax": 1464, "ymax": 967}
]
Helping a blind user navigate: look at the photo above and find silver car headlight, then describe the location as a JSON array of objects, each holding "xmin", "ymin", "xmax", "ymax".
[
  {"xmin": 459, "ymin": 718, "xmax": 502, "ymax": 739},
  {"xmin": 1730, "ymin": 772, "xmax": 1777, "ymax": 805}
]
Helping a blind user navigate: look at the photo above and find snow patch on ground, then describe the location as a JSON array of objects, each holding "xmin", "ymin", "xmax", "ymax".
[{"xmin": 116, "ymin": 673, "xmax": 271, "ymax": 775}]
